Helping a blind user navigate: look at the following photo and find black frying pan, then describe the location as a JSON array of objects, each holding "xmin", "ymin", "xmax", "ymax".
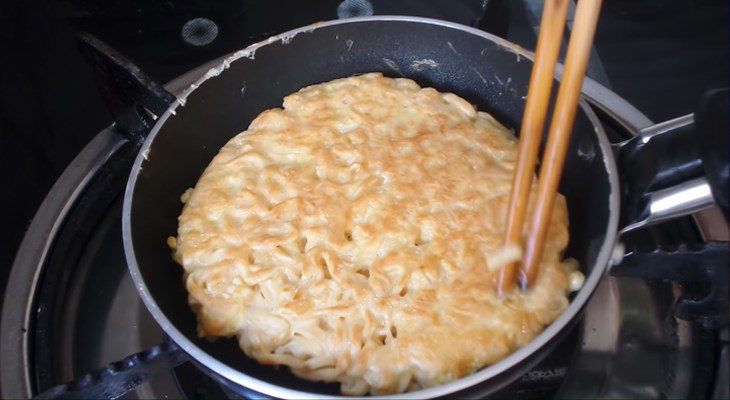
[{"xmin": 37, "ymin": 16, "xmax": 728, "ymax": 399}]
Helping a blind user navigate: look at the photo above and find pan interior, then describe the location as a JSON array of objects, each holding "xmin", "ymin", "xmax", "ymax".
[{"xmin": 128, "ymin": 19, "xmax": 613, "ymax": 395}]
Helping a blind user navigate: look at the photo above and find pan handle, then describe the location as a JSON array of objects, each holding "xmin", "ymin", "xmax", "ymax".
[
  {"xmin": 34, "ymin": 342, "xmax": 185, "ymax": 399},
  {"xmin": 614, "ymin": 88, "xmax": 729, "ymax": 234},
  {"xmin": 609, "ymin": 90, "xmax": 729, "ymax": 330},
  {"xmin": 77, "ymin": 33, "xmax": 176, "ymax": 146}
]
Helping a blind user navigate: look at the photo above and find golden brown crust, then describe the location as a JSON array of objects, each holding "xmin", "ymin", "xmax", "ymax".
[{"xmin": 171, "ymin": 73, "xmax": 581, "ymax": 395}]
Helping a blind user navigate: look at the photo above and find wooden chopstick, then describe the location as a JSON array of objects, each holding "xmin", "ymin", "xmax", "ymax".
[
  {"xmin": 498, "ymin": 0, "xmax": 570, "ymax": 294},
  {"xmin": 521, "ymin": 0, "xmax": 604, "ymax": 287}
]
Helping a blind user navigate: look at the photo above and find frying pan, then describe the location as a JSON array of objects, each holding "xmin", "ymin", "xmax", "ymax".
[{"xmin": 37, "ymin": 16, "xmax": 728, "ymax": 399}]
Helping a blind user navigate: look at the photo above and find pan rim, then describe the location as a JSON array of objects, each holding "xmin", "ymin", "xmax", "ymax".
[{"xmin": 122, "ymin": 15, "xmax": 620, "ymax": 399}]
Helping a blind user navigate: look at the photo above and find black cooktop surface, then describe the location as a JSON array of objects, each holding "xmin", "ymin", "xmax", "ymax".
[{"xmin": 0, "ymin": 1, "xmax": 728, "ymax": 398}]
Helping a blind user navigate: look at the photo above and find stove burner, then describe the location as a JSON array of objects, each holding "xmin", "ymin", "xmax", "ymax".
[{"xmin": 18, "ymin": 67, "xmax": 722, "ymax": 398}]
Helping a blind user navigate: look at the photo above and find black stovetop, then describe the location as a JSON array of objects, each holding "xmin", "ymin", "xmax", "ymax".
[{"xmin": 1, "ymin": 1, "xmax": 728, "ymax": 398}]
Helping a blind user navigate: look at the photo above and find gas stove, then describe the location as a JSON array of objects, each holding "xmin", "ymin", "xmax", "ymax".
[{"xmin": 1, "ymin": 1, "xmax": 728, "ymax": 399}]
